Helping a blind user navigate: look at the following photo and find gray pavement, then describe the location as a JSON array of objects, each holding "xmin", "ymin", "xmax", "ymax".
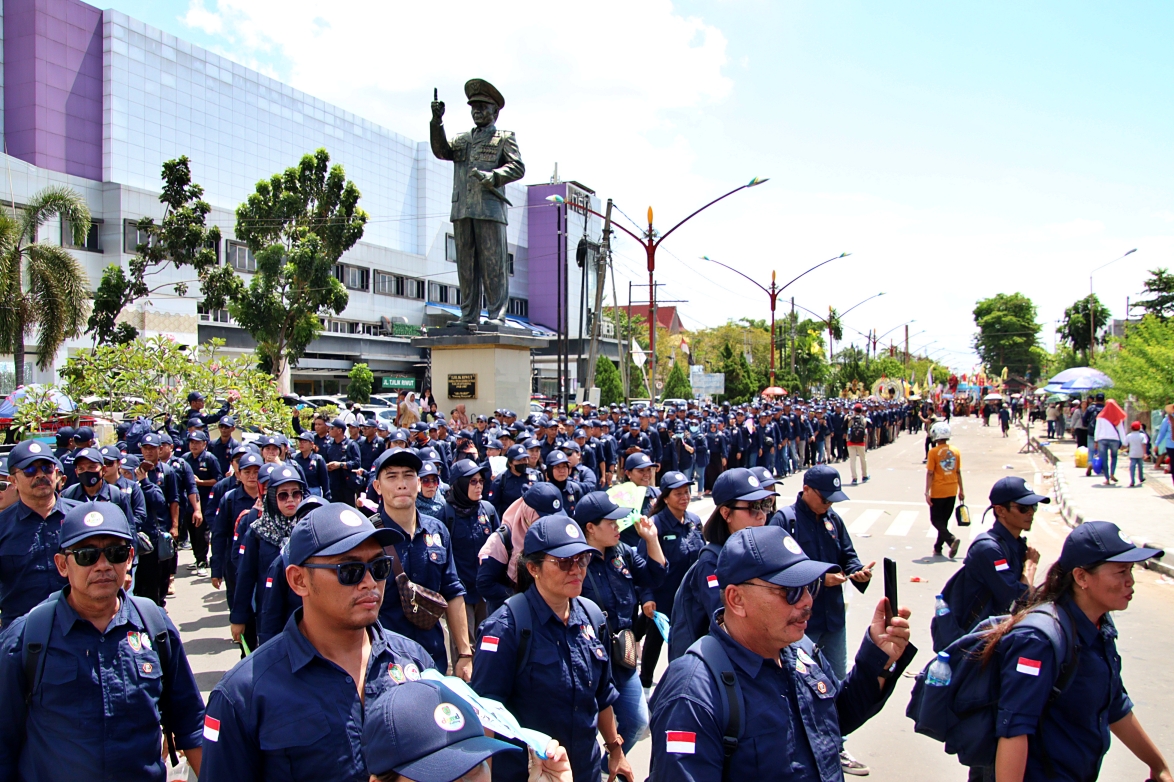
[{"xmin": 168, "ymin": 418, "xmax": 1174, "ymax": 780}]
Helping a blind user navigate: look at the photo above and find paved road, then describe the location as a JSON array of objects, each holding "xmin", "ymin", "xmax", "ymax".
[{"xmin": 169, "ymin": 418, "xmax": 1174, "ymax": 780}]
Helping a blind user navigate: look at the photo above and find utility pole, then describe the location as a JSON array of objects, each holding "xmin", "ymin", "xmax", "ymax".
[
  {"xmin": 626, "ymin": 281, "xmax": 633, "ymax": 404},
  {"xmin": 790, "ymin": 296, "xmax": 796, "ymax": 376},
  {"xmin": 904, "ymin": 324, "xmax": 909, "ymax": 369},
  {"xmin": 647, "ymin": 208, "xmax": 657, "ymax": 402},
  {"xmin": 583, "ymin": 199, "xmax": 613, "ymax": 395}
]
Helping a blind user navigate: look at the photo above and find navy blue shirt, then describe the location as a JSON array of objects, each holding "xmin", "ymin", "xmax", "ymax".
[
  {"xmin": 182, "ymin": 449, "xmax": 223, "ymax": 514},
  {"xmin": 581, "ymin": 543, "xmax": 666, "ymax": 633},
  {"xmin": 231, "ymin": 520, "xmax": 291, "ymax": 627},
  {"xmin": 61, "ymin": 481, "xmax": 139, "ymax": 535},
  {"xmin": 0, "ymin": 498, "xmax": 80, "ymax": 628},
  {"xmin": 210, "ymin": 487, "xmax": 260, "ymax": 581},
  {"xmin": 200, "ymin": 611, "xmax": 435, "ymax": 782},
  {"xmin": 649, "ymin": 617, "xmax": 913, "ymax": 781},
  {"xmin": 442, "ymin": 500, "xmax": 499, "ymax": 604},
  {"xmin": 0, "ymin": 588, "xmax": 205, "ymax": 781},
  {"xmin": 292, "ymin": 452, "xmax": 331, "ymax": 499},
  {"xmin": 470, "ymin": 587, "xmax": 620, "ymax": 782},
  {"xmin": 941, "ymin": 521, "xmax": 1029, "ymax": 636},
  {"xmin": 994, "ymin": 604, "xmax": 1132, "ymax": 781},
  {"xmin": 640, "ymin": 507, "xmax": 704, "ymax": 612},
  {"xmin": 487, "ymin": 468, "xmax": 539, "ymax": 516}
]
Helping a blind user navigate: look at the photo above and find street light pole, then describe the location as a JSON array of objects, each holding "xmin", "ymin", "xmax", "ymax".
[{"xmin": 1088, "ymin": 248, "xmax": 1137, "ymax": 365}]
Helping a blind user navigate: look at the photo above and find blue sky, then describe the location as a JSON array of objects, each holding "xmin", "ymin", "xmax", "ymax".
[{"xmin": 101, "ymin": 1, "xmax": 1174, "ymax": 374}]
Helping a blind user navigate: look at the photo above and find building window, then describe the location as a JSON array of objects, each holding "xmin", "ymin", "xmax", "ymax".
[
  {"xmin": 429, "ymin": 282, "xmax": 452, "ymax": 303},
  {"xmin": 227, "ymin": 240, "xmax": 255, "ymax": 273},
  {"xmin": 409, "ymin": 279, "xmax": 426, "ymax": 300},
  {"xmin": 197, "ymin": 304, "xmax": 231, "ymax": 323},
  {"xmin": 333, "ymin": 264, "xmax": 369, "ymax": 292},
  {"xmin": 508, "ymin": 252, "xmax": 514, "ymax": 276},
  {"xmin": 445, "ymin": 233, "xmax": 457, "ymax": 262},
  {"xmin": 64, "ymin": 220, "xmax": 102, "ymax": 252},
  {"xmin": 508, "ymin": 298, "xmax": 528, "ymax": 318},
  {"xmin": 123, "ymin": 219, "xmax": 151, "ymax": 254},
  {"xmin": 374, "ymin": 271, "xmax": 394, "ymax": 295}
]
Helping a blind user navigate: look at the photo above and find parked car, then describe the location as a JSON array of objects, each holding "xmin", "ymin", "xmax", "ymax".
[{"xmin": 303, "ymin": 395, "xmax": 344, "ymax": 409}]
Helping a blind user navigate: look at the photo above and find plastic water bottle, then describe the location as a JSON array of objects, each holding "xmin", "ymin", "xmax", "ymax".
[
  {"xmin": 926, "ymin": 652, "xmax": 952, "ymax": 687},
  {"xmin": 935, "ymin": 594, "xmax": 951, "ymax": 617}
]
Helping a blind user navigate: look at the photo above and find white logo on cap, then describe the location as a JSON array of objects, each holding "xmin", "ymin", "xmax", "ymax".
[
  {"xmin": 28, "ymin": 443, "xmax": 41, "ymax": 454},
  {"xmin": 83, "ymin": 511, "xmax": 104, "ymax": 527},
  {"xmin": 282, "ymin": 469, "xmax": 292, "ymax": 477},
  {"xmin": 833, "ymin": 477, "xmax": 841, "ymax": 488},
  {"xmin": 339, "ymin": 510, "xmax": 364, "ymax": 527},
  {"xmin": 434, "ymin": 703, "xmax": 465, "ymax": 732},
  {"xmin": 565, "ymin": 523, "xmax": 580, "ymax": 538},
  {"xmin": 783, "ymin": 535, "xmax": 803, "ymax": 555},
  {"xmin": 552, "ymin": 498, "xmax": 561, "ymax": 509},
  {"xmin": 1119, "ymin": 531, "xmax": 1133, "ymax": 545},
  {"xmin": 746, "ymin": 475, "xmax": 759, "ymax": 488}
]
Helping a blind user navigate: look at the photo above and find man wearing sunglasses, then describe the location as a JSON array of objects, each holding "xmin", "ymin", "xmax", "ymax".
[
  {"xmin": 931, "ymin": 476, "xmax": 1046, "ymax": 653},
  {"xmin": 649, "ymin": 525, "xmax": 915, "ymax": 781},
  {"xmin": 200, "ymin": 502, "xmax": 436, "ymax": 781},
  {"xmin": 0, "ymin": 501, "xmax": 207, "ymax": 780},
  {"xmin": 0, "ymin": 440, "xmax": 82, "ymax": 627}
]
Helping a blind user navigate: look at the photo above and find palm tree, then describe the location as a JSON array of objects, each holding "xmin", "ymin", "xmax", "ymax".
[{"xmin": 0, "ymin": 186, "xmax": 91, "ymax": 387}]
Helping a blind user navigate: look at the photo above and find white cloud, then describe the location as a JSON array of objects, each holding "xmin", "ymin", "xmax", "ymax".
[{"xmin": 181, "ymin": 0, "xmax": 223, "ymax": 35}]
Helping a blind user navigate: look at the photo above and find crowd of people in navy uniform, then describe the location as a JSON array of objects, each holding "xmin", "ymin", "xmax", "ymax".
[{"xmin": 0, "ymin": 386, "xmax": 1171, "ymax": 782}]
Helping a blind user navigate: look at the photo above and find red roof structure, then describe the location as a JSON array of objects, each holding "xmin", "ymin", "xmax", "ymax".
[{"xmin": 611, "ymin": 305, "xmax": 683, "ymax": 334}]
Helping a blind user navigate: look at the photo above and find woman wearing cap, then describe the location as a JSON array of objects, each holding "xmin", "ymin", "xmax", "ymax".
[
  {"xmin": 544, "ymin": 450, "xmax": 585, "ymax": 517},
  {"xmin": 639, "ymin": 471, "xmax": 704, "ymax": 692},
  {"xmin": 417, "ymin": 461, "xmax": 448, "ymax": 520},
  {"xmin": 255, "ymin": 494, "xmax": 329, "ymax": 646},
  {"xmin": 476, "ymin": 483, "xmax": 565, "ymax": 615},
  {"xmin": 231, "ymin": 466, "xmax": 306, "ymax": 651},
  {"xmin": 667, "ymin": 468, "xmax": 775, "ymax": 661},
  {"xmin": 443, "ymin": 459, "xmax": 500, "ymax": 652},
  {"xmin": 471, "ymin": 515, "xmax": 635, "ymax": 782},
  {"xmin": 576, "ymin": 491, "xmax": 667, "ymax": 758},
  {"xmin": 976, "ymin": 522, "xmax": 1172, "ymax": 782}
]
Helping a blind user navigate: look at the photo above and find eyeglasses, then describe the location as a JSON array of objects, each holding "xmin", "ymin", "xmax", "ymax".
[
  {"xmin": 19, "ymin": 462, "xmax": 56, "ymax": 477},
  {"xmin": 468, "ymin": 477, "xmax": 485, "ymax": 487},
  {"xmin": 302, "ymin": 556, "xmax": 394, "ymax": 586},
  {"xmin": 742, "ymin": 578, "xmax": 823, "ymax": 605},
  {"xmin": 730, "ymin": 500, "xmax": 773, "ymax": 516},
  {"xmin": 421, "ymin": 476, "xmax": 440, "ymax": 485},
  {"xmin": 545, "ymin": 552, "xmax": 592, "ymax": 572},
  {"xmin": 66, "ymin": 544, "xmax": 132, "ymax": 567},
  {"xmin": 276, "ymin": 489, "xmax": 304, "ymax": 502},
  {"xmin": 1010, "ymin": 502, "xmax": 1037, "ymax": 514}
]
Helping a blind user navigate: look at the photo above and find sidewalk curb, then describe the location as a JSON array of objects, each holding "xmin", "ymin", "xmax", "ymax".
[{"xmin": 1050, "ymin": 458, "xmax": 1174, "ymax": 578}]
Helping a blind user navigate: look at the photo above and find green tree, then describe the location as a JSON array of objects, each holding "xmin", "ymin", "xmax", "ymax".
[
  {"xmin": 662, "ymin": 361, "xmax": 693, "ymax": 400},
  {"xmin": 973, "ymin": 293, "xmax": 1042, "ymax": 379},
  {"xmin": 230, "ymin": 149, "xmax": 367, "ymax": 390},
  {"xmin": 1057, "ymin": 293, "xmax": 1112, "ymax": 364},
  {"xmin": 347, "ymin": 362, "xmax": 373, "ymax": 403},
  {"xmin": 1097, "ymin": 315, "xmax": 1174, "ymax": 410},
  {"xmin": 596, "ymin": 357, "xmax": 624, "ymax": 406},
  {"xmin": 88, "ymin": 157, "xmax": 230, "ymax": 345},
  {"xmin": 0, "ymin": 187, "xmax": 91, "ymax": 387},
  {"xmin": 1136, "ymin": 268, "xmax": 1174, "ymax": 321}
]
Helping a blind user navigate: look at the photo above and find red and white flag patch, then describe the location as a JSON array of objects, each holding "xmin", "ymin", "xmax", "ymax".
[
  {"xmin": 203, "ymin": 715, "xmax": 221, "ymax": 742},
  {"xmin": 480, "ymin": 636, "xmax": 500, "ymax": 653},
  {"xmin": 665, "ymin": 730, "xmax": 696, "ymax": 754},
  {"xmin": 706, "ymin": 574, "xmax": 719, "ymax": 589},
  {"xmin": 1016, "ymin": 657, "xmax": 1041, "ymax": 676},
  {"xmin": 993, "ymin": 559, "xmax": 1009, "ymax": 572},
  {"xmin": 265, "ymin": 578, "xmax": 274, "ymax": 588}
]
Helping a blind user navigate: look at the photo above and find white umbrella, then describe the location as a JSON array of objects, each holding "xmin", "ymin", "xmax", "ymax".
[{"xmin": 984, "ymin": 393, "xmax": 1003, "ymax": 401}]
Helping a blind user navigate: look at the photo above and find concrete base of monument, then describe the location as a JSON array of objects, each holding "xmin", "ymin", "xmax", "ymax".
[
  {"xmin": 412, "ymin": 332, "xmax": 550, "ymax": 418},
  {"xmin": 428, "ymin": 323, "xmax": 533, "ymax": 337}
]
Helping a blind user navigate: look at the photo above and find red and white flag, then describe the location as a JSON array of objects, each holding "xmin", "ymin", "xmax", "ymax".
[
  {"xmin": 480, "ymin": 636, "xmax": 500, "ymax": 653},
  {"xmin": 265, "ymin": 578, "xmax": 273, "ymax": 588},
  {"xmin": 706, "ymin": 574, "xmax": 719, "ymax": 589},
  {"xmin": 1016, "ymin": 657, "xmax": 1041, "ymax": 676},
  {"xmin": 665, "ymin": 731, "xmax": 696, "ymax": 754},
  {"xmin": 203, "ymin": 716, "xmax": 221, "ymax": 742},
  {"xmin": 993, "ymin": 559, "xmax": 1009, "ymax": 572}
]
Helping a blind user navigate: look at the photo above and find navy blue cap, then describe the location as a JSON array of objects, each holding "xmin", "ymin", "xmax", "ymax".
[
  {"xmin": 219, "ymin": 416, "xmax": 236, "ymax": 428},
  {"xmin": 505, "ymin": 444, "xmax": 528, "ymax": 462},
  {"xmin": 60, "ymin": 501, "xmax": 134, "ymax": 549},
  {"xmin": 522, "ymin": 482, "xmax": 565, "ymax": 515},
  {"xmin": 717, "ymin": 525, "xmax": 839, "ymax": 589},
  {"xmin": 560, "ymin": 440, "xmax": 581, "ymax": 453},
  {"xmin": 373, "ymin": 447, "xmax": 424, "ymax": 476},
  {"xmin": 239, "ymin": 452, "xmax": 263, "ymax": 470},
  {"xmin": 269, "ymin": 465, "xmax": 304, "ymax": 488},
  {"xmin": 361, "ymin": 680, "xmax": 519, "ymax": 781},
  {"xmin": 296, "ymin": 494, "xmax": 329, "ymax": 519},
  {"xmin": 259, "ymin": 463, "xmax": 280, "ymax": 484},
  {"xmin": 74, "ymin": 426, "xmax": 95, "ymax": 443},
  {"xmin": 487, "ymin": 439, "xmax": 503, "ymax": 450},
  {"xmin": 625, "ymin": 452, "xmax": 658, "ymax": 471},
  {"xmin": 411, "ymin": 422, "xmax": 430, "ymax": 433},
  {"xmin": 9, "ymin": 440, "xmax": 61, "ymax": 470},
  {"xmin": 416, "ymin": 447, "xmax": 443, "ymax": 464},
  {"xmin": 187, "ymin": 391, "xmax": 205, "ymax": 402},
  {"xmin": 1059, "ymin": 521, "xmax": 1163, "ymax": 571},
  {"xmin": 711, "ymin": 468, "xmax": 773, "ymax": 506},
  {"xmin": 659, "ymin": 470, "xmax": 692, "ymax": 491},
  {"xmin": 288, "ymin": 502, "xmax": 399, "ymax": 565},
  {"xmin": 523, "ymin": 513, "xmax": 595, "ymax": 558},
  {"xmin": 0, "ymin": 455, "xmax": 8, "ymax": 476},
  {"xmin": 156, "ymin": 434, "xmax": 173, "ymax": 446},
  {"xmin": 524, "ymin": 438, "xmax": 543, "ymax": 450},
  {"xmin": 119, "ymin": 455, "xmax": 141, "ymax": 472},
  {"xmin": 99, "ymin": 445, "xmax": 122, "ymax": 463},
  {"xmin": 330, "ymin": 418, "xmax": 348, "ymax": 430},
  {"xmin": 544, "ymin": 450, "xmax": 569, "ymax": 468},
  {"xmin": 749, "ymin": 466, "xmax": 779, "ymax": 489},
  {"xmin": 296, "ymin": 431, "xmax": 315, "ymax": 443},
  {"xmin": 419, "ymin": 461, "xmax": 441, "ymax": 479},
  {"xmin": 574, "ymin": 491, "xmax": 631, "ymax": 526},
  {"xmin": 187, "ymin": 430, "xmax": 209, "ymax": 442},
  {"xmin": 451, "ymin": 459, "xmax": 489, "ymax": 480},
  {"xmin": 141, "ymin": 433, "xmax": 161, "ymax": 448},
  {"xmin": 989, "ymin": 476, "xmax": 1050, "ymax": 506},
  {"xmin": 391, "ymin": 429, "xmax": 410, "ymax": 443},
  {"xmin": 186, "ymin": 418, "xmax": 205, "ymax": 429},
  {"xmin": 56, "ymin": 426, "xmax": 75, "ymax": 443},
  {"xmin": 73, "ymin": 447, "xmax": 105, "ymax": 466},
  {"xmin": 802, "ymin": 465, "xmax": 849, "ymax": 503}
]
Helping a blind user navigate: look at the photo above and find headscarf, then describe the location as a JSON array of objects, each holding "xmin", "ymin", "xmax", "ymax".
[
  {"xmin": 477, "ymin": 496, "xmax": 541, "ymax": 584},
  {"xmin": 398, "ymin": 393, "xmax": 420, "ymax": 427},
  {"xmin": 250, "ymin": 480, "xmax": 300, "ymax": 547},
  {"xmin": 450, "ymin": 469, "xmax": 481, "ymax": 514},
  {"xmin": 1098, "ymin": 399, "xmax": 1126, "ymax": 427}
]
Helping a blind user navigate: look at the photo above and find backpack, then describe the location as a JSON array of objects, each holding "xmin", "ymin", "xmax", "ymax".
[
  {"xmin": 22, "ymin": 591, "xmax": 181, "ymax": 766},
  {"xmin": 668, "ymin": 543, "xmax": 722, "ymax": 661},
  {"xmin": 930, "ymin": 566, "xmax": 993, "ymax": 653},
  {"xmin": 683, "ymin": 634, "xmax": 745, "ymax": 782},
  {"xmin": 505, "ymin": 591, "xmax": 609, "ymax": 673},
  {"xmin": 125, "ymin": 416, "xmax": 155, "ymax": 455},
  {"xmin": 849, "ymin": 415, "xmax": 867, "ymax": 443},
  {"xmin": 906, "ymin": 602, "xmax": 1080, "ymax": 771}
]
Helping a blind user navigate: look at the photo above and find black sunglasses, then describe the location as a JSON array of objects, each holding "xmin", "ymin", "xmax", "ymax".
[
  {"xmin": 20, "ymin": 462, "xmax": 56, "ymax": 477},
  {"xmin": 545, "ymin": 552, "xmax": 592, "ymax": 572},
  {"xmin": 303, "ymin": 556, "xmax": 393, "ymax": 586},
  {"xmin": 276, "ymin": 489, "xmax": 304, "ymax": 502},
  {"xmin": 743, "ymin": 578, "xmax": 823, "ymax": 605},
  {"xmin": 66, "ymin": 544, "xmax": 132, "ymax": 567}
]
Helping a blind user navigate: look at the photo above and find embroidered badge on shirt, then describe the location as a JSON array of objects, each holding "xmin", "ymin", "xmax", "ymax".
[
  {"xmin": 203, "ymin": 716, "xmax": 221, "ymax": 742},
  {"xmin": 797, "ymin": 649, "xmax": 816, "ymax": 666},
  {"xmin": 127, "ymin": 632, "xmax": 141, "ymax": 652},
  {"xmin": 706, "ymin": 574, "xmax": 719, "ymax": 588},
  {"xmin": 389, "ymin": 663, "xmax": 405, "ymax": 683},
  {"xmin": 140, "ymin": 632, "xmax": 152, "ymax": 650},
  {"xmin": 993, "ymin": 559, "xmax": 1010, "ymax": 572},
  {"xmin": 141, "ymin": 662, "xmax": 154, "ymax": 675},
  {"xmin": 1016, "ymin": 657, "xmax": 1041, "ymax": 676},
  {"xmin": 666, "ymin": 731, "xmax": 696, "ymax": 754},
  {"xmin": 481, "ymin": 636, "xmax": 500, "ymax": 652},
  {"xmin": 404, "ymin": 663, "xmax": 421, "ymax": 681},
  {"xmin": 796, "ymin": 660, "xmax": 808, "ymax": 674},
  {"xmin": 593, "ymin": 647, "xmax": 606, "ymax": 660},
  {"xmin": 824, "ymin": 520, "xmax": 835, "ymax": 533}
]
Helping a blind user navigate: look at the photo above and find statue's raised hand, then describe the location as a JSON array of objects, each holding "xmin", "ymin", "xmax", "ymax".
[{"xmin": 431, "ymin": 100, "xmax": 445, "ymax": 121}]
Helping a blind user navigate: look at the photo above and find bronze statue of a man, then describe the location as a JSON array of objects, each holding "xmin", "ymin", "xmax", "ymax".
[{"xmin": 430, "ymin": 79, "xmax": 525, "ymax": 327}]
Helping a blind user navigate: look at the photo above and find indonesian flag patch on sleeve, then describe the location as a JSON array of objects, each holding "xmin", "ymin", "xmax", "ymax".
[
  {"xmin": 706, "ymin": 574, "xmax": 719, "ymax": 589},
  {"xmin": 666, "ymin": 730, "xmax": 696, "ymax": 754},
  {"xmin": 993, "ymin": 559, "xmax": 1010, "ymax": 572},
  {"xmin": 203, "ymin": 715, "xmax": 221, "ymax": 742},
  {"xmin": 480, "ymin": 636, "xmax": 500, "ymax": 653},
  {"xmin": 1016, "ymin": 657, "xmax": 1041, "ymax": 676},
  {"xmin": 265, "ymin": 578, "xmax": 273, "ymax": 588}
]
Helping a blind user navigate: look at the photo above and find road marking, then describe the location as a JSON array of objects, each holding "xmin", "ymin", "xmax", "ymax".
[
  {"xmin": 849, "ymin": 509, "xmax": 885, "ymax": 535},
  {"xmin": 885, "ymin": 510, "xmax": 918, "ymax": 536},
  {"xmin": 838, "ymin": 499, "xmax": 926, "ymax": 507}
]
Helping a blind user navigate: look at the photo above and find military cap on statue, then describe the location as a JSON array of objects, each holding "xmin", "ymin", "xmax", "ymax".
[{"xmin": 464, "ymin": 78, "xmax": 505, "ymax": 109}]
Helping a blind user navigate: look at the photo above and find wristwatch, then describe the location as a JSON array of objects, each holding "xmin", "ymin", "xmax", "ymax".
[{"xmin": 878, "ymin": 662, "xmax": 899, "ymax": 680}]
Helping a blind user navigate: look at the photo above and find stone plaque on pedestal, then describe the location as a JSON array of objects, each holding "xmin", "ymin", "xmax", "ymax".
[{"xmin": 413, "ymin": 331, "xmax": 549, "ymax": 418}]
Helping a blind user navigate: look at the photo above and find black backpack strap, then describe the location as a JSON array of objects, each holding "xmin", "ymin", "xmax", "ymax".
[
  {"xmin": 1020, "ymin": 603, "xmax": 1082, "ymax": 778},
  {"xmin": 577, "ymin": 595, "xmax": 611, "ymax": 649},
  {"xmin": 21, "ymin": 592, "xmax": 61, "ymax": 705},
  {"xmin": 687, "ymin": 635, "xmax": 743, "ymax": 782},
  {"xmin": 130, "ymin": 595, "xmax": 179, "ymax": 767},
  {"xmin": 506, "ymin": 592, "xmax": 533, "ymax": 675}
]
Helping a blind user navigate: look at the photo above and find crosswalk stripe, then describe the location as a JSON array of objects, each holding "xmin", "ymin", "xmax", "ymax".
[
  {"xmin": 884, "ymin": 510, "xmax": 918, "ymax": 536},
  {"xmin": 849, "ymin": 509, "xmax": 885, "ymax": 535}
]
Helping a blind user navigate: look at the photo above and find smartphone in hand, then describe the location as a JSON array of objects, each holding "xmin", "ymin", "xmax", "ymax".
[{"xmin": 883, "ymin": 558, "xmax": 898, "ymax": 625}]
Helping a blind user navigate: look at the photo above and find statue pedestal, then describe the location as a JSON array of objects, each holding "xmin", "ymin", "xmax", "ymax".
[{"xmin": 412, "ymin": 331, "xmax": 550, "ymax": 418}]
